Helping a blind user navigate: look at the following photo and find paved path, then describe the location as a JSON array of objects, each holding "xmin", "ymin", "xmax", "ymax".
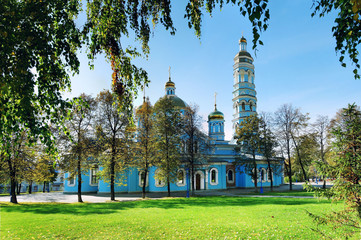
[{"xmin": 0, "ymin": 182, "xmax": 331, "ymax": 203}]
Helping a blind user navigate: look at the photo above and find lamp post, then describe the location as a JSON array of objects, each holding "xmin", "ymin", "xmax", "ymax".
[{"xmin": 260, "ymin": 168, "xmax": 263, "ymax": 194}]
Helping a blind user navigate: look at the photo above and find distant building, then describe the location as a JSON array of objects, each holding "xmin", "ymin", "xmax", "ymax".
[{"xmin": 64, "ymin": 37, "xmax": 284, "ymax": 193}]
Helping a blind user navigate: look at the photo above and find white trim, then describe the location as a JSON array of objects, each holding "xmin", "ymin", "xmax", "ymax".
[
  {"xmin": 194, "ymin": 171, "xmax": 205, "ymax": 190},
  {"xmin": 227, "ymin": 169, "xmax": 235, "ymax": 184},
  {"xmin": 138, "ymin": 171, "xmax": 149, "ymax": 187},
  {"xmin": 89, "ymin": 168, "xmax": 98, "ymax": 186},
  {"xmin": 154, "ymin": 169, "xmax": 165, "ymax": 187},
  {"xmin": 176, "ymin": 168, "xmax": 186, "ymax": 187},
  {"xmin": 260, "ymin": 168, "xmax": 267, "ymax": 183},
  {"xmin": 209, "ymin": 168, "xmax": 218, "ymax": 185},
  {"xmin": 68, "ymin": 175, "xmax": 76, "ymax": 187}
]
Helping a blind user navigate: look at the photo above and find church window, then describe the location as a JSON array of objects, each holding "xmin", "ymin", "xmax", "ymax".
[
  {"xmin": 154, "ymin": 169, "xmax": 165, "ymax": 187},
  {"xmin": 177, "ymin": 169, "xmax": 186, "ymax": 186},
  {"xmin": 138, "ymin": 171, "xmax": 149, "ymax": 187},
  {"xmin": 90, "ymin": 167, "xmax": 99, "ymax": 186},
  {"xmin": 267, "ymin": 168, "xmax": 273, "ymax": 182},
  {"xmin": 210, "ymin": 168, "xmax": 218, "ymax": 185},
  {"xmin": 227, "ymin": 169, "xmax": 235, "ymax": 184},
  {"xmin": 260, "ymin": 168, "xmax": 267, "ymax": 182},
  {"xmin": 242, "ymin": 102, "xmax": 245, "ymax": 111},
  {"xmin": 68, "ymin": 175, "xmax": 76, "ymax": 186},
  {"xmin": 249, "ymin": 102, "xmax": 253, "ymax": 111}
]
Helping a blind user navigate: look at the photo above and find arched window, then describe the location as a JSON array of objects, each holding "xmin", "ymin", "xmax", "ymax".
[
  {"xmin": 242, "ymin": 102, "xmax": 245, "ymax": 111},
  {"xmin": 249, "ymin": 102, "xmax": 253, "ymax": 111},
  {"xmin": 177, "ymin": 169, "xmax": 186, "ymax": 186},
  {"xmin": 251, "ymin": 168, "xmax": 259, "ymax": 182},
  {"xmin": 90, "ymin": 167, "xmax": 99, "ymax": 186},
  {"xmin": 138, "ymin": 171, "xmax": 149, "ymax": 187},
  {"xmin": 260, "ymin": 168, "xmax": 267, "ymax": 182},
  {"xmin": 154, "ymin": 169, "xmax": 165, "ymax": 187},
  {"xmin": 267, "ymin": 168, "xmax": 273, "ymax": 182},
  {"xmin": 210, "ymin": 168, "xmax": 218, "ymax": 185},
  {"xmin": 227, "ymin": 169, "xmax": 235, "ymax": 184}
]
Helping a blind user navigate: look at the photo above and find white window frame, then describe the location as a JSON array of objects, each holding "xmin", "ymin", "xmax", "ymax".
[
  {"xmin": 176, "ymin": 168, "xmax": 186, "ymax": 187},
  {"xmin": 227, "ymin": 169, "xmax": 235, "ymax": 184},
  {"xmin": 89, "ymin": 168, "xmax": 98, "ymax": 186},
  {"xmin": 138, "ymin": 171, "xmax": 149, "ymax": 187},
  {"xmin": 251, "ymin": 168, "xmax": 260, "ymax": 183},
  {"xmin": 209, "ymin": 168, "xmax": 219, "ymax": 185},
  {"xmin": 260, "ymin": 168, "xmax": 267, "ymax": 183},
  {"xmin": 68, "ymin": 175, "xmax": 76, "ymax": 186},
  {"xmin": 154, "ymin": 169, "xmax": 165, "ymax": 188}
]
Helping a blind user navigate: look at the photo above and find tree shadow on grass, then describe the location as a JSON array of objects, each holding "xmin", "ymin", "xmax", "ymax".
[{"xmin": 0, "ymin": 196, "xmax": 331, "ymax": 216}]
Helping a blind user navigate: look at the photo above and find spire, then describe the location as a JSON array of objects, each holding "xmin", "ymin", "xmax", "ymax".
[
  {"xmin": 214, "ymin": 92, "xmax": 217, "ymax": 111},
  {"xmin": 168, "ymin": 66, "xmax": 171, "ymax": 81}
]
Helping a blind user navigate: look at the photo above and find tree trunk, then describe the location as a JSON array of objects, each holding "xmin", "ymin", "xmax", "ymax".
[
  {"xmin": 287, "ymin": 138, "xmax": 292, "ymax": 190},
  {"xmin": 322, "ymin": 176, "xmax": 326, "ymax": 189},
  {"xmin": 253, "ymin": 154, "xmax": 258, "ymax": 193},
  {"xmin": 17, "ymin": 182, "xmax": 21, "ymax": 195},
  {"xmin": 43, "ymin": 181, "xmax": 46, "ymax": 193},
  {"xmin": 267, "ymin": 159, "xmax": 273, "ymax": 191},
  {"xmin": 291, "ymin": 136, "xmax": 308, "ymax": 181},
  {"xmin": 77, "ymin": 158, "xmax": 83, "ymax": 203},
  {"xmin": 142, "ymin": 169, "xmax": 147, "ymax": 199},
  {"xmin": 191, "ymin": 164, "xmax": 195, "ymax": 196},
  {"xmin": 110, "ymin": 158, "xmax": 115, "ymax": 201},
  {"xmin": 167, "ymin": 178, "xmax": 171, "ymax": 197},
  {"xmin": 7, "ymin": 158, "xmax": 17, "ymax": 203},
  {"xmin": 28, "ymin": 182, "xmax": 32, "ymax": 194}
]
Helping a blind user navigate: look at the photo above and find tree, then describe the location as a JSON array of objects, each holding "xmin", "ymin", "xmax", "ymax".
[
  {"xmin": 289, "ymin": 111, "xmax": 310, "ymax": 182},
  {"xmin": 235, "ymin": 114, "xmax": 261, "ymax": 192},
  {"xmin": 61, "ymin": 94, "xmax": 97, "ymax": 203},
  {"xmin": 274, "ymin": 104, "xmax": 304, "ymax": 190},
  {"xmin": 34, "ymin": 151, "xmax": 58, "ymax": 193},
  {"xmin": 154, "ymin": 97, "xmax": 183, "ymax": 197},
  {"xmin": 259, "ymin": 113, "xmax": 278, "ymax": 191},
  {"xmin": 306, "ymin": 104, "xmax": 361, "ymax": 238},
  {"xmin": 134, "ymin": 97, "xmax": 157, "ymax": 199},
  {"xmin": 182, "ymin": 105, "xmax": 211, "ymax": 196},
  {"xmin": 312, "ymin": 115, "xmax": 331, "ymax": 188},
  {"xmin": 0, "ymin": 1, "xmax": 81, "ymax": 187},
  {"xmin": 95, "ymin": 90, "xmax": 131, "ymax": 201}
]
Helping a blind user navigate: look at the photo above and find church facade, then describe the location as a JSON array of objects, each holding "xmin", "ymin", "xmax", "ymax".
[{"xmin": 64, "ymin": 37, "xmax": 284, "ymax": 194}]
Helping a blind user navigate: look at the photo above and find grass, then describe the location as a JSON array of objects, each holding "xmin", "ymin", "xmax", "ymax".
[
  {"xmin": 239, "ymin": 190, "xmax": 315, "ymax": 197},
  {"xmin": 0, "ymin": 196, "xmax": 348, "ymax": 239}
]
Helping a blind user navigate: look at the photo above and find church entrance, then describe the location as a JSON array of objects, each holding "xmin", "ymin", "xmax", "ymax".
[
  {"xmin": 194, "ymin": 171, "xmax": 204, "ymax": 190},
  {"xmin": 196, "ymin": 174, "xmax": 201, "ymax": 190}
]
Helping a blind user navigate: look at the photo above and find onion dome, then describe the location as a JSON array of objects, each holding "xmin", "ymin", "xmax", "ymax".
[
  {"xmin": 165, "ymin": 79, "xmax": 175, "ymax": 88},
  {"xmin": 208, "ymin": 107, "xmax": 224, "ymax": 121},
  {"xmin": 155, "ymin": 95, "xmax": 187, "ymax": 109},
  {"xmin": 239, "ymin": 36, "xmax": 247, "ymax": 43}
]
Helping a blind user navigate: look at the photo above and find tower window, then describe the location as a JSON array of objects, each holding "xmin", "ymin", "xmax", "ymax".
[{"xmin": 242, "ymin": 102, "xmax": 245, "ymax": 111}]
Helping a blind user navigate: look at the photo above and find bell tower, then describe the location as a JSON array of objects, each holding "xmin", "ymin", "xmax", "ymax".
[{"xmin": 232, "ymin": 36, "xmax": 257, "ymax": 132}]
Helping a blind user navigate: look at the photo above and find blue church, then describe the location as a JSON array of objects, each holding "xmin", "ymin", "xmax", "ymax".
[{"xmin": 64, "ymin": 37, "xmax": 284, "ymax": 194}]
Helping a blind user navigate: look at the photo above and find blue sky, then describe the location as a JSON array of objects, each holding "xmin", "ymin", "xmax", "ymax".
[{"xmin": 67, "ymin": 0, "xmax": 360, "ymax": 140}]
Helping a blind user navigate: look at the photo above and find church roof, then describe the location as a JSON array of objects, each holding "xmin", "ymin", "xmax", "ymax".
[
  {"xmin": 238, "ymin": 51, "xmax": 252, "ymax": 58},
  {"xmin": 155, "ymin": 95, "xmax": 188, "ymax": 109},
  {"xmin": 208, "ymin": 108, "xmax": 224, "ymax": 121}
]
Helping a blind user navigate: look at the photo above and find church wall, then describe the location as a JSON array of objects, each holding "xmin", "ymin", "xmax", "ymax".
[{"xmin": 63, "ymin": 171, "xmax": 98, "ymax": 193}]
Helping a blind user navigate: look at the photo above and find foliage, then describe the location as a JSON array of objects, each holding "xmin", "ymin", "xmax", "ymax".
[
  {"xmin": 182, "ymin": 104, "xmax": 211, "ymax": 194},
  {"xmin": 0, "ymin": 0, "xmax": 81, "ymax": 154},
  {"xmin": 235, "ymin": 114, "xmax": 261, "ymax": 191},
  {"xmin": 60, "ymin": 94, "xmax": 97, "ymax": 202},
  {"xmin": 274, "ymin": 104, "xmax": 304, "ymax": 190},
  {"xmin": 0, "ymin": 197, "xmax": 347, "ymax": 239},
  {"xmin": 312, "ymin": 0, "xmax": 361, "ymax": 79},
  {"xmin": 305, "ymin": 104, "xmax": 361, "ymax": 238},
  {"xmin": 259, "ymin": 113, "xmax": 281, "ymax": 191},
  {"xmin": 154, "ymin": 96, "xmax": 183, "ymax": 197},
  {"xmin": 95, "ymin": 90, "xmax": 132, "ymax": 201},
  {"xmin": 134, "ymin": 97, "xmax": 158, "ymax": 198}
]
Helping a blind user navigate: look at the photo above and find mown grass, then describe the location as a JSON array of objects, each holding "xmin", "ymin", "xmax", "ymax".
[
  {"xmin": 0, "ymin": 196, "xmax": 348, "ymax": 239},
  {"xmin": 239, "ymin": 190, "xmax": 315, "ymax": 197}
]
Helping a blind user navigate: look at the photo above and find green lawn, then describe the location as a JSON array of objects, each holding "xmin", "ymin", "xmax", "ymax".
[
  {"xmin": 0, "ymin": 196, "xmax": 347, "ymax": 239},
  {"xmin": 239, "ymin": 190, "xmax": 315, "ymax": 197}
]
